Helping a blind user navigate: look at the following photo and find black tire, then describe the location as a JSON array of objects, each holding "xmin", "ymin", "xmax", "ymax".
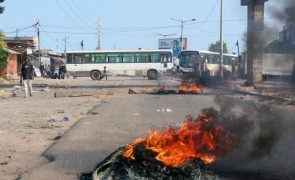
[
  {"xmin": 90, "ymin": 70, "xmax": 101, "ymax": 80},
  {"xmin": 147, "ymin": 70, "xmax": 158, "ymax": 80}
]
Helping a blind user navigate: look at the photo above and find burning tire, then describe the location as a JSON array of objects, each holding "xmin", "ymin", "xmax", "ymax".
[
  {"xmin": 147, "ymin": 69, "xmax": 158, "ymax": 80},
  {"xmin": 90, "ymin": 70, "xmax": 101, "ymax": 80}
]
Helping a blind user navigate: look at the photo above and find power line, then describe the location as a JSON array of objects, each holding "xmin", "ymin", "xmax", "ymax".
[
  {"xmin": 39, "ymin": 25, "xmax": 56, "ymax": 42},
  {"xmin": 70, "ymin": 0, "xmax": 94, "ymax": 25},
  {"xmin": 191, "ymin": 0, "xmax": 219, "ymax": 28},
  {"xmin": 54, "ymin": 0, "xmax": 82, "ymax": 26},
  {"xmin": 63, "ymin": 0, "xmax": 93, "ymax": 27},
  {"xmin": 4, "ymin": 23, "xmax": 37, "ymax": 34},
  {"xmin": 41, "ymin": 25, "xmax": 96, "ymax": 30}
]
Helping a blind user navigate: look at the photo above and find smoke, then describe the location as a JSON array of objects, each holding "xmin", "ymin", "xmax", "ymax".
[
  {"xmin": 265, "ymin": 0, "xmax": 295, "ymax": 45},
  {"xmin": 268, "ymin": 0, "xmax": 295, "ymax": 23},
  {"xmin": 212, "ymin": 95, "xmax": 295, "ymax": 177}
]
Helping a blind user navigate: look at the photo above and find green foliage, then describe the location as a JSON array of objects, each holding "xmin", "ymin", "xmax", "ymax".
[
  {"xmin": 0, "ymin": 0, "xmax": 7, "ymax": 69},
  {"xmin": 208, "ymin": 41, "xmax": 228, "ymax": 53},
  {"xmin": 0, "ymin": 46, "xmax": 8, "ymax": 69},
  {"xmin": 0, "ymin": 32, "xmax": 8, "ymax": 69}
]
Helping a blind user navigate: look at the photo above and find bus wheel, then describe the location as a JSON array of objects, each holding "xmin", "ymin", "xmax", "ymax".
[
  {"xmin": 147, "ymin": 70, "xmax": 158, "ymax": 80},
  {"xmin": 90, "ymin": 70, "xmax": 101, "ymax": 80}
]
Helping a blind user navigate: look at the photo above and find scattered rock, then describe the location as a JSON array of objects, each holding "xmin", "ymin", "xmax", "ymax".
[
  {"xmin": 57, "ymin": 110, "xmax": 65, "ymax": 114},
  {"xmin": 0, "ymin": 162, "xmax": 8, "ymax": 166}
]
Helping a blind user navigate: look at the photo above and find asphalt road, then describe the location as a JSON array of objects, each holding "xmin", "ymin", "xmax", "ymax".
[
  {"xmin": 1, "ymin": 76, "xmax": 180, "ymax": 89},
  {"xmin": 23, "ymin": 93, "xmax": 218, "ymax": 180}
]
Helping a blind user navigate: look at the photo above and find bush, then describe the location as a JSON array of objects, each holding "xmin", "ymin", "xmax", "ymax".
[{"xmin": 0, "ymin": 45, "xmax": 8, "ymax": 69}]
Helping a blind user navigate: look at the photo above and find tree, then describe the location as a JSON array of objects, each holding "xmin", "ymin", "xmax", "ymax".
[
  {"xmin": 0, "ymin": 0, "xmax": 5, "ymax": 14},
  {"xmin": 208, "ymin": 41, "xmax": 228, "ymax": 53},
  {"xmin": 0, "ymin": 32, "xmax": 8, "ymax": 69},
  {"xmin": 0, "ymin": 0, "xmax": 7, "ymax": 69}
]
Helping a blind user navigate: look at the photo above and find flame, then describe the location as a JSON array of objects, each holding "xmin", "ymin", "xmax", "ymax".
[
  {"xmin": 123, "ymin": 108, "xmax": 235, "ymax": 167},
  {"xmin": 179, "ymin": 82, "xmax": 187, "ymax": 92},
  {"xmin": 179, "ymin": 82, "xmax": 202, "ymax": 94},
  {"xmin": 189, "ymin": 83, "xmax": 202, "ymax": 94}
]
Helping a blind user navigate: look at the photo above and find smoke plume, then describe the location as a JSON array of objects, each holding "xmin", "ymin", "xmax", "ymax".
[
  {"xmin": 212, "ymin": 95, "xmax": 295, "ymax": 177},
  {"xmin": 268, "ymin": 0, "xmax": 295, "ymax": 23}
]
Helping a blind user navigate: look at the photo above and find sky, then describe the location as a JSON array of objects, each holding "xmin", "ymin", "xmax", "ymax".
[{"xmin": 0, "ymin": 0, "xmax": 280, "ymax": 54}]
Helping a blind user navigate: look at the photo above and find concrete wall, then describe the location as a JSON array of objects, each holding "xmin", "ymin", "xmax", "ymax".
[
  {"xmin": 0, "ymin": 54, "xmax": 18, "ymax": 76},
  {"xmin": 262, "ymin": 53, "xmax": 294, "ymax": 76}
]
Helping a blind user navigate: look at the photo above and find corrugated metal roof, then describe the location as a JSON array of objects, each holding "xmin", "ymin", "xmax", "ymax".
[{"xmin": 3, "ymin": 47, "xmax": 21, "ymax": 54}]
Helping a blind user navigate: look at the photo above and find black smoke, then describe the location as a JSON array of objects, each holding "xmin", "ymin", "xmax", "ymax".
[{"xmin": 211, "ymin": 95, "xmax": 295, "ymax": 178}]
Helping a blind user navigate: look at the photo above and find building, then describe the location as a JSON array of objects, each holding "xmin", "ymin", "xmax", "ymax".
[
  {"xmin": 3, "ymin": 36, "xmax": 38, "ymax": 53},
  {"xmin": 0, "ymin": 48, "xmax": 21, "ymax": 76}
]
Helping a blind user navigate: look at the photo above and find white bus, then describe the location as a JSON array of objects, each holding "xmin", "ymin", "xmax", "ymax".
[
  {"xmin": 66, "ymin": 50, "xmax": 173, "ymax": 80},
  {"xmin": 199, "ymin": 50, "xmax": 238, "ymax": 79},
  {"xmin": 178, "ymin": 50, "xmax": 238, "ymax": 79}
]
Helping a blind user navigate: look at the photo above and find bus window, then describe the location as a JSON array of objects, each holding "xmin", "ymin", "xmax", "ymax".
[
  {"xmin": 136, "ymin": 54, "xmax": 151, "ymax": 63},
  {"xmin": 94, "ymin": 54, "xmax": 106, "ymax": 63},
  {"xmin": 67, "ymin": 54, "xmax": 74, "ymax": 64},
  {"xmin": 207, "ymin": 55, "xmax": 214, "ymax": 63},
  {"xmin": 160, "ymin": 55, "xmax": 168, "ymax": 63},
  {"xmin": 107, "ymin": 54, "xmax": 122, "ymax": 63},
  {"xmin": 213, "ymin": 55, "xmax": 219, "ymax": 64},
  {"xmin": 83, "ymin": 54, "xmax": 92, "ymax": 64},
  {"xmin": 151, "ymin": 54, "xmax": 160, "ymax": 63},
  {"xmin": 180, "ymin": 54, "xmax": 197, "ymax": 67},
  {"xmin": 162, "ymin": 54, "xmax": 172, "ymax": 62},
  {"xmin": 122, "ymin": 54, "xmax": 135, "ymax": 63},
  {"xmin": 73, "ymin": 54, "xmax": 82, "ymax": 64}
]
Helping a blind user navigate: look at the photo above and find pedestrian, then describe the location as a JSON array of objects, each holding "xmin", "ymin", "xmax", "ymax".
[
  {"xmin": 103, "ymin": 66, "xmax": 108, "ymax": 80},
  {"xmin": 58, "ymin": 64, "xmax": 66, "ymax": 79},
  {"xmin": 20, "ymin": 57, "xmax": 34, "ymax": 98},
  {"xmin": 39, "ymin": 62, "xmax": 45, "ymax": 77}
]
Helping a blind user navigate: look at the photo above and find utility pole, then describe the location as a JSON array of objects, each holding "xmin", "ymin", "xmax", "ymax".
[
  {"xmin": 220, "ymin": 0, "xmax": 224, "ymax": 80},
  {"xmin": 97, "ymin": 17, "xmax": 101, "ymax": 50},
  {"xmin": 56, "ymin": 38, "xmax": 59, "ymax": 53},
  {"xmin": 64, "ymin": 36, "xmax": 67, "ymax": 60},
  {"xmin": 180, "ymin": 20, "xmax": 184, "ymax": 50},
  {"xmin": 37, "ymin": 19, "xmax": 41, "ymax": 66},
  {"xmin": 171, "ymin": 18, "xmax": 196, "ymax": 50}
]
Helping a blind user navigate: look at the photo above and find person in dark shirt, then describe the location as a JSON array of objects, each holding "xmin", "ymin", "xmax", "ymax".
[
  {"xmin": 20, "ymin": 57, "xmax": 34, "ymax": 97},
  {"xmin": 103, "ymin": 66, "xmax": 107, "ymax": 80},
  {"xmin": 39, "ymin": 62, "xmax": 45, "ymax": 77}
]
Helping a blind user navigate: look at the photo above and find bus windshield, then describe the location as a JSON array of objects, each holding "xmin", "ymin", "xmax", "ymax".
[{"xmin": 180, "ymin": 54, "xmax": 198, "ymax": 67}]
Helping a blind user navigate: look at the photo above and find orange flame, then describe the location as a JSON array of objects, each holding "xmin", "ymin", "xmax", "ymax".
[
  {"xmin": 179, "ymin": 82, "xmax": 202, "ymax": 94},
  {"xmin": 189, "ymin": 83, "xmax": 202, "ymax": 94},
  {"xmin": 179, "ymin": 82, "xmax": 187, "ymax": 92},
  {"xmin": 123, "ymin": 109, "xmax": 235, "ymax": 167}
]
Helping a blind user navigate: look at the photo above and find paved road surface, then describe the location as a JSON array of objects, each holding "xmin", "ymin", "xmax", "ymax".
[
  {"xmin": 23, "ymin": 93, "xmax": 217, "ymax": 180},
  {"xmin": 1, "ymin": 76, "xmax": 180, "ymax": 89}
]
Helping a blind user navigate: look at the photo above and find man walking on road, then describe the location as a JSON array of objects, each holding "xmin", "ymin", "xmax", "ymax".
[
  {"xmin": 20, "ymin": 57, "xmax": 34, "ymax": 97},
  {"xmin": 103, "ymin": 66, "xmax": 108, "ymax": 80}
]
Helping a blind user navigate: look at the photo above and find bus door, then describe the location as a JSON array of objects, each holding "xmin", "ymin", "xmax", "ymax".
[
  {"xmin": 160, "ymin": 54, "xmax": 169, "ymax": 68},
  {"xmin": 73, "ymin": 54, "xmax": 82, "ymax": 77}
]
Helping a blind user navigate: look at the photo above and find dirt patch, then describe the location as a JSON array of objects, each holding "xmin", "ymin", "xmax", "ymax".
[{"xmin": 0, "ymin": 87, "xmax": 108, "ymax": 180}]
